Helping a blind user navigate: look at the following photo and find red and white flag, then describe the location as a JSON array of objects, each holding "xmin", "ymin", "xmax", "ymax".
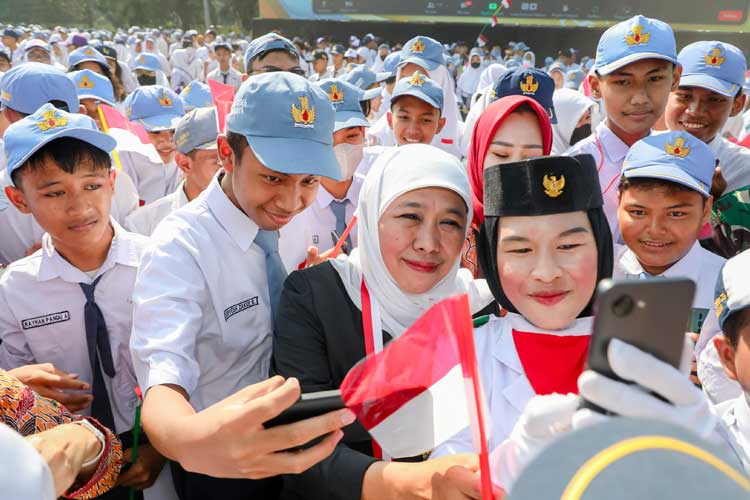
[
  {"xmin": 99, "ymin": 104, "xmax": 151, "ymax": 144},
  {"xmin": 501, "ymin": 0, "xmax": 512, "ymax": 8},
  {"xmin": 477, "ymin": 34, "xmax": 489, "ymax": 47},
  {"xmin": 340, "ymin": 295, "xmax": 495, "ymax": 496},
  {"xmin": 491, "ymin": 15, "xmax": 499, "ymax": 27},
  {"xmin": 207, "ymin": 79, "xmax": 235, "ymax": 134}
]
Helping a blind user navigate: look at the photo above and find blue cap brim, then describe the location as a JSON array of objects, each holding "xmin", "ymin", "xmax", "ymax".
[
  {"xmin": 246, "ymin": 135, "xmax": 342, "ymax": 181},
  {"xmin": 546, "ymin": 105, "xmax": 558, "ymax": 124},
  {"xmin": 623, "ymin": 164, "xmax": 710, "ymax": 196},
  {"xmin": 136, "ymin": 113, "xmax": 183, "ymax": 131},
  {"xmin": 362, "ymin": 87, "xmax": 382, "ymax": 101},
  {"xmin": 133, "ymin": 65, "xmax": 159, "ymax": 72},
  {"xmin": 77, "ymin": 93, "xmax": 115, "ymax": 107},
  {"xmin": 392, "ymin": 90, "xmax": 441, "ymax": 110},
  {"xmin": 679, "ymin": 73, "xmax": 741, "ymax": 98},
  {"xmin": 398, "ymin": 56, "xmax": 440, "ymax": 72},
  {"xmin": 595, "ymin": 53, "xmax": 678, "ymax": 76},
  {"xmin": 334, "ymin": 111, "xmax": 370, "ymax": 132},
  {"xmin": 373, "ymin": 71, "xmax": 391, "ymax": 83}
]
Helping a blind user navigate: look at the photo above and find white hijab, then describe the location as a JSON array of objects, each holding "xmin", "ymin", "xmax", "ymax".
[
  {"xmin": 477, "ymin": 63, "xmax": 507, "ymax": 92},
  {"xmin": 330, "ymin": 144, "xmax": 494, "ymax": 337},
  {"xmin": 551, "ymin": 88, "xmax": 595, "ymax": 154}
]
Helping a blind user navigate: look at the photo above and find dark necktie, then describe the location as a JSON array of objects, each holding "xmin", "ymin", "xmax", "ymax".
[
  {"xmin": 222, "ymin": 72, "xmax": 228, "ymax": 84},
  {"xmin": 330, "ymin": 200, "xmax": 353, "ymax": 250},
  {"xmin": 79, "ymin": 275, "xmax": 116, "ymax": 430},
  {"xmin": 254, "ymin": 230, "xmax": 288, "ymax": 319}
]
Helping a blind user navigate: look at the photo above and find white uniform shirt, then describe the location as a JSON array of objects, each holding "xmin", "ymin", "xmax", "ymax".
[
  {"xmin": 431, "ymin": 313, "xmax": 592, "ymax": 457},
  {"xmin": 299, "ymin": 175, "xmax": 363, "ymax": 254},
  {"xmin": 716, "ymin": 395, "xmax": 750, "ymax": 473},
  {"xmin": 709, "ymin": 135, "xmax": 750, "ymax": 195},
  {"xmin": 566, "ymin": 122, "xmax": 630, "ymax": 239},
  {"xmin": 130, "ymin": 176, "xmax": 275, "ymax": 412},
  {"xmin": 124, "ymin": 181, "xmax": 189, "ymax": 236},
  {"xmin": 327, "ymin": 65, "xmax": 347, "ymax": 78},
  {"xmin": 207, "ymin": 66, "xmax": 243, "ymax": 92},
  {"xmin": 0, "ymin": 221, "xmax": 145, "ymax": 434},
  {"xmin": 119, "ymin": 150, "xmax": 182, "ymax": 205}
]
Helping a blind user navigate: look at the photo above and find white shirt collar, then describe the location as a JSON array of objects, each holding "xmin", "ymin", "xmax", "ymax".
[
  {"xmin": 204, "ymin": 172, "xmax": 258, "ymax": 252},
  {"xmin": 618, "ymin": 241, "xmax": 703, "ymax": 277},
  {"xmin": 315, "ymin": 175, "xmax": 364, "ymax": 210},
  {"xmin": 596, "ymin": 121, "xmax": 631, "ymax": 163}
]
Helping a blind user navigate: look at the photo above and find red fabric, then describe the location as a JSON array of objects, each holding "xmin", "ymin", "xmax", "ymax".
[
  {"xmin": 728, "ymin": 134, "xmax": 750, "ymax": 148},
  {"xmin": 467, "ymin": 95, "xmax": 553, "ymax": 225},
  {"xmin": 207, "ymin": 79, "xmax": 235, "ymax": 134},
  {"xmin": 512, "ymin": 330, "xmax": 590, "ymax": 395}
]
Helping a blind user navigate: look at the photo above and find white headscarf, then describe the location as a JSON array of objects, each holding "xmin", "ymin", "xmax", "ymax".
[
  {"xmin": 330, "ymin": 144, "xmax": 494, "ymax": 337},
  {"xmin": 477, "ymin": 63, "xmax": 507, "ymax": 92},
  {"xmin": 551, "ymin": 88, "xmax": 595, "ymax": 154}
]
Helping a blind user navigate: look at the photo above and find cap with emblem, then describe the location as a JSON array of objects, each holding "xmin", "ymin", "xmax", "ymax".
[
  {"xmin": 68, "ymin": 45, "xmax": 109, "ymax": 70},
  {"xmin": 622, "ymin": 131, "xmax": 715, "ymax": 197},
  {"xmin": 132, "ymin": 53, "xmax": 161, "ymax": 72},
  {"xmin": 317, "ymin": 78, "xmax": 371, "ymax": 132},
  {"xmin": 344, "ymin": 48, "xmax": 358, "ymax": 59},
  {"xmin": 227, "ymin": 72, "xmax": 339, "ymax": 180},
  {"xmin": 331, "ymin": 44, "xmax": 346, "ymax": 56},
  {"xmin": 4, "ymin": 103, "xmax": 116, "ymax": 186},
  {"xmin": 399, "ymin": 36, "xmax": 446, "ymax": 71},
  {"xmin": 0, "ymin": 63, "xmax": 79, "ymax": 114},
  {"xmin": 123, "ymin": 85, "xmax": 184, "ymax": 131},
  {"xmin": 714, "ymin": 249, "xmax": 750, "ymax": 329},
  {"xmin": 678, "ymin": 41, "xmax": 747, "ymax": 98},
  {"xmin": 565, "ymin": 68, "xmax": 585, "ymax": 90},
  {"xmin": 390, "ymin": 71, "xmax": 444, "ymax": 111},
  {"xmin": 97, "ymin": 44, "xmax": 118, "ymax": 60},
  {"xmin": 174, "ymin": 106, "xmax": 218, "ymax": 155},
  {"xmin": 493, "ymin": 67, "xmax": 557, "ymax": 123},
  {"xmin": 68, "ymin": 69, "xmax": 115, "ymax": 106},
  {"xmin": 593, "ymin": 15, "xmax": 678, "ymax": 76},
  {"xmin": 342, "ymin": 64, "xmax": 390, "ymax": 96},
  {"xmin": 180, "ymin": 80, "xmax": 213, "ymax": 111},
  {"xmin": 243, "ymin": 32, "xmax": 299, "ymax": 73}
]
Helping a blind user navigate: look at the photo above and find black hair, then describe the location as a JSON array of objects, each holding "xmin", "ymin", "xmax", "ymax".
[
  {"xmin": 618, "ymin": 176, "xmax": 708, "ymax": 203},
  {"xmin": 12, "ymin": 99, "xmax": 71, "ymax": 119},
  {"xmin": 390, "ymin": 95, "xmax": 443, "ymax": 117},
  {"xmin": 252, "ymin": 49, "xmax": 297, "ymax": 67},
  {"xmin": 722, "ymin": 308, "xmax": 750, "ymax": 348},
  {"xmin": 385, "ymin": 76, "xmax": 396, "ymax": 85},
  {"xmin": 11, "ymin": 137, "xmax": 111, "ymax": 188},
  {"xmin": 226, "ymin": 131, "xmax": 249, "ymax": 163}
]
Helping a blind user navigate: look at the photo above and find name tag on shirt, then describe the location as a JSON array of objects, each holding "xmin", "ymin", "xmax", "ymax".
[
  {"xmin": 224, "ymin": 297, "xmax": 259, "ymax": 322},
  {"xmin": 689, "ymin": 307, "xmax": 710, "ymax": 333},
  {"xmin": 21, "ymin": 311, "xmax": 71, "ymax": 330}
]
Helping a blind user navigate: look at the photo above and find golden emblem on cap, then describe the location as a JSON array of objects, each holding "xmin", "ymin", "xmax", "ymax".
[
  {"xmin": 665, "ymin": 137, "xmax": 690, "ymax": 158},
  {"xmin": 158, "ymin": 90, "xmax": 173, "ymax": 107},
  {"xmin": 175, "ymin": 131, "xmax": 189, "ymax": 147},
  {"xmin": 520, "ymin": 75, "xmax": 538, "ymax": 95},
  {"xmin": 412, "ymin": 38, "xmax": 426, "ymax": 54},
  {"xmin": 77, "ymin": 75, "xmax": 95, "ymax": 89},
  {"xmin": 327, "ymin": 84, "xmax": 344, "ymax": 103},
  {"xmin": 36, "ymin": 109, "xmax": 68, "ymax": 132},
  {"xmin": 137, "ymin": 55, "xmax": 146, "ymax": 64},
  {"xmin": 182, "ymin": 83, "xmax": 192, "ymax": 95},
  {"xmin": 625, "ymin": 24, "xmax": 650, "ymax": 46},
  {"xmin": 409, "ymin": 72, "xmax": 426, "ymax": 86},
  {"xmin": 291, "ymin": 96, "xmax": 315, "ymax": 128},
  {"xmin": 84, "ymin": 47, "xmax": 96, "ymax": 56},
  {"xmin": 543, "ymin": 174, "xmax": 565, "ymax": 198},
  {"xmin": 1, "ymin": 90, "xmax": 10, "ymax": 102},
  {"xmin": 705, "ymin": 48, "xmax": 725, "ymax": 68},
  {"xmin": 715, "ymin": 291, "xmax": 727, "ymax": 318}
]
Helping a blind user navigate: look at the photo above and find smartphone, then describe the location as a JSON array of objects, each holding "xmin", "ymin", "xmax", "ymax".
[{"xmin": 583, "ymin": 278, "xmax": 696, "ymax": 412}]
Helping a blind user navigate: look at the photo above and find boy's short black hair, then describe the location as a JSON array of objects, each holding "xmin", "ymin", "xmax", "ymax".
[
  {"xmin": 11, "ymin": 137, "xmax": 111, "ymax": 188},
  {"xmin": 618, "ymin": 176, "xmax": 708, "ymax": 203},
  {"xmin": 390, "ymin": 95, "xmax": 443, "ymax": 117},
  {"xmin": 253, "ymin": 48, "xmax": 297, "ymax": 66},
  {"xmin": 722, "ymin": 308, "xmax": 750, "ymax": 348},
  {"xmin": 226, "ymin": 131, "xmax": 249, "ymax": 163}
]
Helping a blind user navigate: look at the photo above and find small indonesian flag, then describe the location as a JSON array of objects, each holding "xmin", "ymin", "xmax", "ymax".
[
  {"xmin": 501, "ymin": 0, "xmax": 511, "ymax": 8},
  {"xmin": 100, "ymin": 104, "xmax": 150, "ymax": 144},
  {"xmin": 207, "ymin": 79, "xmax": 235, "ymax": 134},
  {"xmin": 728, "ymin": 134, "xmax": 750, "ymax": 149},
  {"xmin": 491, "ymin": 15, "xmax": 499, "ymax": 27},
  {"xmin": 477, "ymin": 34, "xmax": 489, "ymax": 47}
]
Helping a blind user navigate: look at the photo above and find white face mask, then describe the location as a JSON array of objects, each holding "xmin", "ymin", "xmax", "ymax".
[{"xmin": 334, "ymin": 142, "xmax": 364, "ymax": 180}]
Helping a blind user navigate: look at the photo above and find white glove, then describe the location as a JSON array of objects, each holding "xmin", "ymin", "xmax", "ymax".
[
  {"xmin": 574, "ymin": 337, "xmax": 720, "ymax": 442},
  {"xmin": 490, "ymin": 393, "xmax": 579, "ymax": 492}
]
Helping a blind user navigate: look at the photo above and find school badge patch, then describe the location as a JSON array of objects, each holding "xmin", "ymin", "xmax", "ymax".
[
  {"xmin": 291, "ymin": 96, "xmax": 315, "ymax": 128},
  {"xmin": 665, "ymin": 137, "xmax": 690, "ymax": 158},
  {"xmin": 36, "ymin": 109, "xmax": 68, "ymax": 131},
  {"xmin": 625, "ymin": 24, "xmax": 650, "ymax": 46},
  {"xmin": 543, "ymin": 174, "xmax": 565, "ymax": 198}
]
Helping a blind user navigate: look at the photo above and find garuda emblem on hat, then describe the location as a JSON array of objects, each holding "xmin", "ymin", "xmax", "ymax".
[
  {"xmin": 625, "ymin": 24, "xmax": 650, "ymax": 46},
  {"xmin": 1, "ymin": 90, "xmax": 10, "ymax": 102},
  {"xmin": 520, "ymin": 75, "xmax": 538, "ymax": 95},
  {"xmin": 78, "ymin": 75, "xmax": 95, "ymax": 89},
  {"xmin": 137, "ymin": 55, "xmax": 146, "ymax": 65},
  {"xmin": 84, "ymin": 47, "xmax": 96, "ymax": 56},
  {"xmin": 328, "ymin": 84, "xmax": 344, "ymax": 103},
  {"xmin": 412, "ymin": 39, "xmax": 426, "ymax": 54},
  {"xmin": 37, "ymin": 109, "xmax": 68, "ymax": 131},
  {"xmin": 665, "ymin": 137, "xmax": 690, "ymax": 158},
  {"xmin": 409, "ymin": 72, "xmax": 426, "ymax": 86},
  {"xmin": 543, "ymin": 174, "xmax": 565, "ymax": 198},
  {"xmin": 715, "ymin": 291, "xmax": 727, "ymax": 318},
  {"xmin": 158, "ymin": 91, "xmax": 173, "ymax": 107},
  {"xmin": 705, "ymin": 48, "xmax": 725, "ymax": 68},
  {"xmin": 291, "ymin": 96, "xmax": 315, "ymax": 128}
]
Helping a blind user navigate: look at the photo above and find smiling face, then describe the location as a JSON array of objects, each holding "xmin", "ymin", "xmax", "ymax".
[
  {"xmin": 146, "ymin": 129, "xmax": 177, "ymax": 164},
  {"xmin": 388, "ymin": 96, "xmax": 445, "ymax": 146},
  {"xmin": 483, "ymin": 109, "xmax": 544, "ymax": 169},
  {"xmin": 590, "ymin": 59, "xmax": 681, "ymax": 142},
  {"xmin": 378, "ymin": 187, "xmax": 468, "ymax": 294},
  {"xmin": 665, "ymin": 86, "xmax": 746, "ymax": 143},
  {"xmin": 497, "ymin": 211, "xmax": 598, "ymax": 330},
  {"xmin": 617, "ymin": 181, "xmax": 711, "ymax": 276}
]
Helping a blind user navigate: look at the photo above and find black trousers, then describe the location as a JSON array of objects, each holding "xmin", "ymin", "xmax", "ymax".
[{"xmin": 170, "ymin": 461, "xmax": 283, "ymax": 500}]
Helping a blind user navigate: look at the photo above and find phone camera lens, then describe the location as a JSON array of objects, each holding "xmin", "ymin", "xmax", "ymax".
[{"xmin": 612, "ymin": 295, "xmax": 634, "ymax": 317}]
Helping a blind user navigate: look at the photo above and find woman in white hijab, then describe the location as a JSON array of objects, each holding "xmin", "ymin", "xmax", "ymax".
[
  {"xmin": 551, "ymin": 88, "xmax": 595, "ymax": 154},
  {"xmin": 272, "ymin": 144, "xmax": 495, "ymax": 500}
]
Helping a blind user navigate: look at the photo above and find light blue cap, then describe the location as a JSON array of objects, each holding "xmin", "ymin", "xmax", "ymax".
[
  {"xmin": 469, "ymin": 47, "xmax": 483, "ymax": 59},
  {"xmin": 174, "ymin": 107, "xmax": 218, "ymax": 154},
  {"xmin": 390, "ymin": 71, "xmax": 444, "ymax": 111},
  {"xmin": 243, "ymin": 33, "xmax": 298, "ymax": 72},
  {"xmin": 132, "ymin": 52, "xmax": 161, "ymax": 72},
  {"xmin": 68, "ymin": 69, "xmax": 115, "ymax": 106},
  {"xmin": 0, "ymin": 63, "xmax": 79, "ymax": 114},
  {"xmin": 123, "ymin": 85, "xmax": 184, "ymax": 131},
  {"xmin": 383, "ymin": 50, "xmax": 401, "ymax": 77},
  {"xmin": 317, "ymin": 78, "xmax": 371, "ymax": 132},
  {"xmin": 399, "ymin": 36, "xmax": 446, "ymax": 71},
  {"xmin": 180, "ymin": 80, "xmax": 213, "ymax": 111},
  {"xmin": 678, "ymin": 41, "xmax": 747, "ymax": 98},
  {"xmin": 622, "ymin": 131, "xmax": 716, "ymax": 197},
  {"xmin": 593, "ymin": 15, "xmax": 678, "ymax": 76},
  {"xmin": 714, "ymin": 250, "xmax": 750, "ymax": 329},
  {"xmin": 4, "ymin": 103, "xmax": 116, "ymax": 185},
  {"xmin": 68, "ymin": 45, "xmax": 109, "ymax": 70},
  {"xmin": 342, "ymin": 64, "xmax": 389, "ymax": 94},
  {"xmin": 227, "ymin": 72, "xmax": 340, "ymax": 180},
  {"xmin": 565, "ymin": 69, "xmax": 585, "ymax": 90}
]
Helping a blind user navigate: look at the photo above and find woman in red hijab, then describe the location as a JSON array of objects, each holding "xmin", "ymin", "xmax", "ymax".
[{"xmin": 462, "ymin": 95, "xmax": 553, "ymax": 277}]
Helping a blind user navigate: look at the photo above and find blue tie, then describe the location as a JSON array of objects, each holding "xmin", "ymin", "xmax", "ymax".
[
  {"xmin": 79, "ymin": 276, "xmax": 116, "ymax": 430},
  {"xmin": 254, "ymin": 230, "xmax": 287, "ymax": 319},
  {"xmin": 330, "ymin": 199, "xmax": 353, "ymax": 251}
]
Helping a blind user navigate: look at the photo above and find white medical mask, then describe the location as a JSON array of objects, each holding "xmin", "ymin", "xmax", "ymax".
[{"xmin": 334, "ymin": 142, "xmax": 364, "ymax": 180}]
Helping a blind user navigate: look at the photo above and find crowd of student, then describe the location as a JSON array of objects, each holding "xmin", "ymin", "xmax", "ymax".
[{"xmin": 0, "ymin": 13, "xmax": 749, "ymax": 500}]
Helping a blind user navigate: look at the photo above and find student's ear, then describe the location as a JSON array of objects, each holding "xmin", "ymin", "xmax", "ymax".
[
  {"xmin": 436, "ymin": 116, "xmax": 447, "ymax": 135},
  {"xmin": 386, "ymin": 111, "xmax": 393, "ymax": 130},
  {"xmin": 5, "ymin": 185, "xmax": 31, "ymax": 215},
  {"xmin": 730, "ymin": 93, "xmax": 747, "ymax": 118},
  {"xmin": 217, "ymin": 135, "xmax": 236, "ymax": 173},
  {"xmin": 108, "ymin": 168, "xmax": 117, "ymax": 192},
  {"xmin": 702, "ymin": 194, "xmax": 714, "ymax": 225},
  {"xmin": 588, "ymin": 73, "xmax": 602, "ymax": 99},
  {"xmin": 670, "ymin": 64, "xmax": 683, "ymax": 91},
  {"xmin": 713, "ymin": 335, "xmax": 739, "ymax": 381},
  {"xmin": 175, "ymin": 152, "xmax": 192, "ymax": 175},
  {"xmin": 78, "ymin": 104, "xmax": 87, "ymax": 115}
]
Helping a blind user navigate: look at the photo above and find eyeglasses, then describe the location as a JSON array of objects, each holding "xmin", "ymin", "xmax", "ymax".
[{"xmin": 250, "ymin": 65, "xmax": 306, "ymax": 77}]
